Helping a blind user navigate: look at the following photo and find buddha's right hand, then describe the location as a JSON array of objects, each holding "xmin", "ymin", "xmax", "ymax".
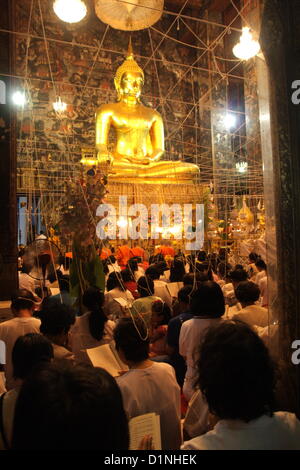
[{"xmin": 97, "ymin": 152, "xmax": 113, "ymax": 165}]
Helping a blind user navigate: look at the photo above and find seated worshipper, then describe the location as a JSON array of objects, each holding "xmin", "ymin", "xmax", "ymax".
[
  {"xmin": 0, "ymin": 333, "xmax": 53, "ymax": 450},
  {"xmin": 121, "ymin": 269, "xmax": 139, "ymax": 299},
  {"xmin": 146, "ymin": 266, "xmax": 172, "ymax": 308},
  {"xmin": 195, "ymin": 261, "xmax": 213, "ymax": 281},
  {"xmin": 116, "ymin": 241, "xmax": 131, "ymax": 268},
  {"xmin": 149, "ymin": 300, "xmax": 171, "ymax": 358},
  {"xmin": 114, "ymin": 318, "xmax": 181, "ymax": 450},
  {"xmin": 18, "ymin": 265, "xmax": 35, "ymax": 297},
  {"xmin": 0, "ymin": 289, "xmax": 41, "ymax": 390},
  {"xmin": 46, "ymin": 272, "xmax": 73, "ymax": 307},
  {"xmin": 166, "ymin": 286, "xmax": 193, "ymax": 387},
  {"xmin": 179, "ymin": 282, "xmax": 225, "ymax": 401},
  {"xmin": 128, "ymin": 257, "xmax": 144, "ymax": 282},
  {"xmin": 255, "ymin": 259, "xmax": 267, "ymax": 284},
  {"xmin": 70, "ymin": 287, "xmax": 115, "ymax": 363},
  {"xmin": 104, "ymin": 272, "xmax": 134, "ymax": 320},
  {"xmin": 182, "ymin": 321, "xmax": 300, "ymax": 450},
  {"xmin": 258, "ymin": 274, "xmax": 268, "ymax": 308},
  {"xmin": 130, "ymin": 276, "xmax": 162, "ymax": 327},
  {"xmin": 12, "ymin": 361, "xmax": 129, "ymax": 451},
  {"xmin": 169, "ymin": 258, "xmax": 186, "ymax": 283},
  {"xmin": 156, "ymin": 260, "xmax": 171, "ymax": 283},
  {"xmin": 248, "ymin": 252, "xmax": 260, "ymax": 279},
  {"xmin": 216, "ymin": 262, "xmax": 232, "ymax": 288},
  {"xmin": 222, "ymin": 268, "xmax": 248, "ymax": 315},
  {"xmin": 233, "ymin": 281, "xmax": 269, "ymax": 328},
  {"xmin": 106, "ymin": 255, "xmax": 121, "ymax": 275},
  {"xmin": 39, "ymin": 301, "xmax": 75, "ymax": 360}
]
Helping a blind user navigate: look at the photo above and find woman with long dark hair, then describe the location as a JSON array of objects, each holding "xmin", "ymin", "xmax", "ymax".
[{"xmin": 70, "ymin": 286, "xmax": 115, "ymax": 362}]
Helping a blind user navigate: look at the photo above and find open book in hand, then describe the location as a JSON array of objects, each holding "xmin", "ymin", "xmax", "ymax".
[
  {"xmin": 129, "ymin": 413, "xmax": 161, "ymax": 450},
  {"xmin": 114, "ymin": 297, "xmax": 132, "ymax": 309},
  {"xmin": 86, "ymin": 342, "xmax": 128, "ymax": 377}
]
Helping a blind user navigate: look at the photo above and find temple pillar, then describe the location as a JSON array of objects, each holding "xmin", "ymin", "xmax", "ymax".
[
  {"xmin": 0, "ymin": 0, "xmax": 18, "ymax": 300},
  {"xmin": 260, "ymin": 0, "xmax": 300, "ymax": 414}
]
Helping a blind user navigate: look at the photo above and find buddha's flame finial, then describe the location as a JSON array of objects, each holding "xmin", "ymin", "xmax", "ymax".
[{"xmin": 127, "ymin": 36, "xmax": 133, "ymax": 59}]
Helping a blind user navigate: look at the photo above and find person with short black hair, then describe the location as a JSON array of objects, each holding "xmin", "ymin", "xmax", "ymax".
[
  {"xmin": 0, "ymin": 289, "xmax": 41, "ymax": 390},
  {"xmin": 12, "ymin": 361, "xmax": 129, "ymax": 450},
  {"xmin": 179, "ymin": 281, "xmax": 225, "ymax": 401},
  {"xmin": 114, "ymin": 318, "xmax": 181, "ymax": 450},
  {"xmin": 167, "ymin": 286, "xmax": 193, "ymax": 386},
  {"xmin": 233, "ymin": 281, "xmax": 269, "ymax": 328},
  {"xmin": 39, "ymin": 301, "xmax": 75, "ymax": 360},
  {"xmin": 70, "ymin": 287, "xmax": 115, "ymax": 362},
  {"xmin": 182, "ymin": 321, "xmax": 300, "ymax": 450},
  {"xmin": 222, "ymin": 269, "xmax": 248, "ymax": 311},
  {"xmin": 145, "ymin": 266, "xmax": 172, "ymax": 308},
  {"xmin": 130, "ymin": 276, "xmax": 162, "ymax": 327},
  {"xmin": 0, "ymin": 333, "xmax": 53, "ymax": 450},
  {"xmin": 121, "ymin": 268, "xmax": 138, "ymax": 299}
]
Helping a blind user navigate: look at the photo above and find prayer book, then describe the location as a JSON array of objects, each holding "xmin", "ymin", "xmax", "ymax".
[
  {"xmin": 167, "ymin": 282, "xmax": 183, "ymax": 298},
  {"xmin": 114, "ymin": 297, "xmax": 132, "ymax": 308},
  {"xmin": 129, "ymin": 413, "xmax": 161, "ymax": 450},
  {"xmin": 86, "ymin": 342, "xmax": 128, "ymax": 377}
]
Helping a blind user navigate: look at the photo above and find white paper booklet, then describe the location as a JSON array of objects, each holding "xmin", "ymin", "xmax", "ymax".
[
  {"xmin": 129, "ymin": 413, "xmax": 161, "ymax": 450},
  {"xmin": 86, "ymin": 342, "xmax": 128, "ymax": 377}
]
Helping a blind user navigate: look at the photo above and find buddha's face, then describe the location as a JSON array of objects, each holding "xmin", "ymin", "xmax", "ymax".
[{"xmin": 119, "ymin": 71, "xmax": 144, "ymax": 100}]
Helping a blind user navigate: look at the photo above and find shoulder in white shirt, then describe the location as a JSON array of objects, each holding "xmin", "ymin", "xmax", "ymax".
[{"xmin": 182, "ymin": 412, "xmax": 300, "ymax": 450}]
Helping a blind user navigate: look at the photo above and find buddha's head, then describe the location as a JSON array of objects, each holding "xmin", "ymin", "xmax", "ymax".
[{"xmin": 114, "ymin": 42, "xmax": 144, "ymax": 102}]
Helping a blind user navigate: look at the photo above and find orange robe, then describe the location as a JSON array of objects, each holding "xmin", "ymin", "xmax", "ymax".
[
  {"xmin": 130, "ymin": 246, "xmax": 145, "ymax": 260},
  {"xmin": 116, "ymin": 245, "xmax": 131, "ymax": 267}
]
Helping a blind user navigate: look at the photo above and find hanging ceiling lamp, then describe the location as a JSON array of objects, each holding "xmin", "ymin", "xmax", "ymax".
[
  {"xmin": 94, "ymin": 0, "xmax": 164, "ymax": 31},
  {"xmin": 233, "ymin": 27, "xmax": 260, "ymax": 60},
  {"xmin": 53, "ymin": 0, "xmax": 87, "ymax": 23},
  {"xmin": 53, "ymin": 96, "xmax": 67, "ymax": 114}
]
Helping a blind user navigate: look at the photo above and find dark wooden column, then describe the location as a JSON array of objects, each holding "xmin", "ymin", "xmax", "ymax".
[
  {"xmin": 0, "ymin": 0, "xmax": 18, "ymax": 299},
  {"xmin": 260, "ymin": 0, "xmax": 300, "ymax": 415}
]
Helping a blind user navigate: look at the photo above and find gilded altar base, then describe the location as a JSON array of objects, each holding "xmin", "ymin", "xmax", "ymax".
[{"xmin": 105, "ymin": 179, "xmax": 209, "ymax": 208}]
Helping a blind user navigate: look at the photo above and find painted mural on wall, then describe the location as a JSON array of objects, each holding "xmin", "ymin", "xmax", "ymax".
[{"xmin": 15, "ymin": 0, "xmax": 215, "ymax": 195}]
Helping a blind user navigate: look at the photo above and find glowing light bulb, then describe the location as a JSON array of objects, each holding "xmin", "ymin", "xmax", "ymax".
[
  {"xmin": 53, "ymin": 97, "xmax": 67, "ymax": 114},
  {"xmin": 223, "ymin": 113, "xmax": 237, "ymax": 131},
  {"xmin": 236, "ymin": 161, "xmax": 248, "ymax": 173},
  {"xmin": 12, "ymin": 91, "xmax": 26, "ymax": 106},
  {"xmin": 117, "ymin": 218, "xmax": 128, "ymax": 228},
  {"xmin": 53, "ymin": 0, "xmax": 87, "ymax": 23},
  {"xmin": 233, "ymin": 27, "xmax": 260, "ymax": 60}
]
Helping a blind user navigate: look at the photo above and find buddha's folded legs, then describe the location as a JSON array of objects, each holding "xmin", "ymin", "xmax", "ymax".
[{"xmin": 106, "ymin": 159, "xmax": 199, "ymax": 179}]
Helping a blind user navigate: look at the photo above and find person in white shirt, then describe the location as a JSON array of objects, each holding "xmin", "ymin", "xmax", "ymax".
[
  {"xmin": 0, "ymin": 290, "xmax": 41, "ymax": 390},
  {"xmin": 39, "ymin": 299, "xmax": 75, "ymax": 361},
  {"xmin": 258, "ymin": 275, "xmax": 268, "ymax": 307},
  {"xmin": 115, "ymin": 318, "xmax": 181, "ymax": 450},
  {"xmin": 233, "ymin": 281, "xmax": 269, "ymax": 328},
  {"xmin": 179, "ymin": 281, "xmax": 225, "ymax": 401},
  {"xmin": 146, "ymin": 266, "xmax": 172, "ymax": 309},
  {"xmin": 0, "ymin": 333, "xmax": 53, "ymax": 450},
  {"xmin": 104, "ymin": 272, "xmax": 134, "ymax": 320},
  {"xmin": 182, "ymin": 320, "xmax": 300, "ymax": 450},
  {"xmin": 70, "ymin": 286, "xmax": 115, "ymax": 362},
  {"xmin": 254, "ymin": 259, "xmax": 267, "ymax": 285}
]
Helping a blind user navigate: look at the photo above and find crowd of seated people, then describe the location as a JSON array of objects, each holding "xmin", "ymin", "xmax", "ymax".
[{"xmin": 0, "ymin": 244, "xmax": 299, "ymax": 450}]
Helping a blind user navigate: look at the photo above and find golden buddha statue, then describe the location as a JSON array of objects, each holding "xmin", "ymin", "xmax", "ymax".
[{"xmin": 93, "ymin": 42, "xmax": 199, "ymax": 183}]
